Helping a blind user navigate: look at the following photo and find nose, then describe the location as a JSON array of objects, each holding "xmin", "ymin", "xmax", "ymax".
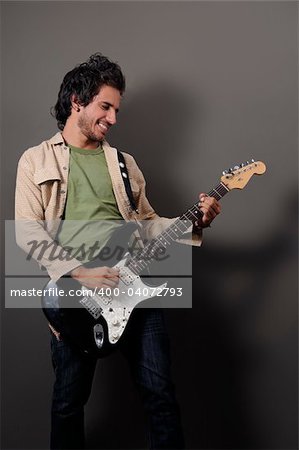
[{"xmin": 106, "ymin": 108, "xmax": 117, "ymax": 125}]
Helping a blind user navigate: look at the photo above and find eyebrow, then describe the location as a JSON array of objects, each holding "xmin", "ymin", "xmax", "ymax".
[{"xmin": 102, "ymin": 101, "xmax": 119, "ymax": 113}]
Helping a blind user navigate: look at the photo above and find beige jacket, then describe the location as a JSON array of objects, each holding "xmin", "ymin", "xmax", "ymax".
[{"xmin": 15, "ymin": 132, "xmax": 202, "ymax": 281}]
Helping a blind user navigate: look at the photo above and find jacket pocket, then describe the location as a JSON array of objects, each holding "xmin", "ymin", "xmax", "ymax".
[
  {"xmin": 34, "ymin": 168, "xmax": 62, "ymax": 213},
  {"xmin": 34, "ymin": 167, "xmax": 62, "ymax": 185}
]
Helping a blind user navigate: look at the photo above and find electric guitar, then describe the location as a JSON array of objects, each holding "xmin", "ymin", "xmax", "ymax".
[{"xmin": 42, "ymin": 160, "xmax": 266, "ymax": 357}]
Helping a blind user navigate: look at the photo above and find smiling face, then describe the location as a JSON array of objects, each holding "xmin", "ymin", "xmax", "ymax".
[{"xmin": 66, "ymin": 85, "xmax": 121, "ymax": 149}]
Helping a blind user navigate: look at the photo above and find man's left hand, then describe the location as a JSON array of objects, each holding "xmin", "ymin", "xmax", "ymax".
[{"xmin": 195, "ymin": 193, "xmax": 221, "ymax": 228}]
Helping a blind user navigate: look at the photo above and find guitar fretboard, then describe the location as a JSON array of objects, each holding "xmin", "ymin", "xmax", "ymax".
[{"xmin": 126, "ymin": 182, "xmax": 229, "ymax": 276}]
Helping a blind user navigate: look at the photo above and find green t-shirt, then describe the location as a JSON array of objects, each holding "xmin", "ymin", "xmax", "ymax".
[{"xmin": 58, "ymin": 144, "xmax": 123, "ymax": 263}]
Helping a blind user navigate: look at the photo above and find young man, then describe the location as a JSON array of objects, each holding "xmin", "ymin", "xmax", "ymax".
[{"xmin": 15, "ymin": 53, "xmax": 221, "ymax": 449}]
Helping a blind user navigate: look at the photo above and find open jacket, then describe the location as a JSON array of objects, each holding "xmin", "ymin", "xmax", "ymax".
[{"xmin": 15, "ymin": 132, "xmax": 202, "ymax": 282}]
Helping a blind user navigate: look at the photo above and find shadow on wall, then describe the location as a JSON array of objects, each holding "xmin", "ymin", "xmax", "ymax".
[
  {"xmin": 89, "ymin": 81, "xmax": 298, "ymax": 449},
  {"xmin": 109, "ymin": 78, "xmax": 200, "ymax": 216},
  {"xmin": 167, "ymin": 190, "xmax": 298, "ymax": 449}
]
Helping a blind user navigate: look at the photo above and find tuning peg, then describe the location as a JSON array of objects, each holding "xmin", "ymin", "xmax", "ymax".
[
  {"xmin": 222, "ymin": 170, "xmax": 229, "ymax": 175},
  {"xmin": 233, "ymin": 165, "xmax": 239, "ymax": 170},
  {"xmin": 251, "ymin": 159, "xmax": 255, "ymax": 162},
  {"xmin": 240, "ymin": 162, "xmax": 246, "ymax": 167}
]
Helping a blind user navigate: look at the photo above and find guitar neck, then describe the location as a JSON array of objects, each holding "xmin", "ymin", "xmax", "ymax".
[
  {"xmin": 179, "ymin": 182, "xmax": 229, "ymax": 222},
  {"xmin": 126, "ymin": 182, "xmax": 230, "ymax": 276}
]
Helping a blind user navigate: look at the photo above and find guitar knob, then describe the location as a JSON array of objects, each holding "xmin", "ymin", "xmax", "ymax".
[
  {"xmin": 112, "ymin": 332, "xmax": 119, "ymax": 339},
  {"xmin": 112, "ymin": 318, "xmax": 120, "ymax": 326}
]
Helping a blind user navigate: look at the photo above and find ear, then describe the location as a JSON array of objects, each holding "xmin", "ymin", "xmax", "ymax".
[{"xmin": 71, "ymin": 94, "xmax": 81, "ymax": 112}]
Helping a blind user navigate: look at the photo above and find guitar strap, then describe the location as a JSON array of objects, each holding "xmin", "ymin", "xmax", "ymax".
[{"xmin": 117, "ymin": 150, "xmax": 139, "ymax": 214}]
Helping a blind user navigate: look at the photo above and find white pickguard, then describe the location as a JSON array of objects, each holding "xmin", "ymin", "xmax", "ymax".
[{"xmin": 81, "ymin": 254, "xmax": 167, "ymax": 345}]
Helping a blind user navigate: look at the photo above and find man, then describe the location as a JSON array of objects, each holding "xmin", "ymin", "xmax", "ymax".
[{"xmin": 15, "ymin": 53, "xmax": 221, "ymax": 449}]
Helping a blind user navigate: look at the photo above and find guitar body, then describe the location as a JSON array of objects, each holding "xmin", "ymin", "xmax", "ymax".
[{"xmin": 42, "ymin": 223, "xmax": 167, "ymax": 358}]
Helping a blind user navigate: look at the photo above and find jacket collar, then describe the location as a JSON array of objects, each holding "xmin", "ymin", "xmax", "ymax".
[
  {"xmin": 48, "ymin": 131, "xmax": 112, "ymax": 151},
  {"xmin": 48, "ymin": 132, "xmax": 65, "ymax": 145}
]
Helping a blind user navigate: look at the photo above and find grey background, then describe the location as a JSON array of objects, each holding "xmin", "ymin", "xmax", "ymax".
[{"xmin": 1, "ymin": 1, "xmax": 298, "ymax": 449}]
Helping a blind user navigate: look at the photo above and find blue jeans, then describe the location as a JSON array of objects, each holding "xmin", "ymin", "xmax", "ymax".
[{"xmin": 50, "ymin": 309, "xmax": 184, "ymax": 449}]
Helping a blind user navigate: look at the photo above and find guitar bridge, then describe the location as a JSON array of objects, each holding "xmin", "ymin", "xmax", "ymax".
[{"xmin": 79, "ymin": 296, "xmax": 103, "ymax": 319}]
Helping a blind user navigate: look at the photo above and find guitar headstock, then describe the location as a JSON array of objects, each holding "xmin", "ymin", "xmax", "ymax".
[{"xmin": 221, "ymin": 160, "xmax": 266, "ymax": 190}]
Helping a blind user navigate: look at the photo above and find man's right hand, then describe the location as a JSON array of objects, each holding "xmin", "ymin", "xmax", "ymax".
[{"xmin": 70, "ymin": 266, "xmax": 120, "ymax": 289}]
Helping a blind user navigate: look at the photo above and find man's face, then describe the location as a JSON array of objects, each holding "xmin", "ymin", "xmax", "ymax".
[{"xmin": 77, "ymin": 85, "xmax": 121, "ymax": 145}]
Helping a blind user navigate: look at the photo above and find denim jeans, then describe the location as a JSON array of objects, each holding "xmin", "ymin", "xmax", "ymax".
[{"xmin": 50, "ymin": 308, "xmax": 184, "ymax": 449}]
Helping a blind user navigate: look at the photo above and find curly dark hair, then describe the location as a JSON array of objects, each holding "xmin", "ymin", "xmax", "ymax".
[{"xmin": 52, "ymin": 53, "xmax": 126, "ymax": 130}]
